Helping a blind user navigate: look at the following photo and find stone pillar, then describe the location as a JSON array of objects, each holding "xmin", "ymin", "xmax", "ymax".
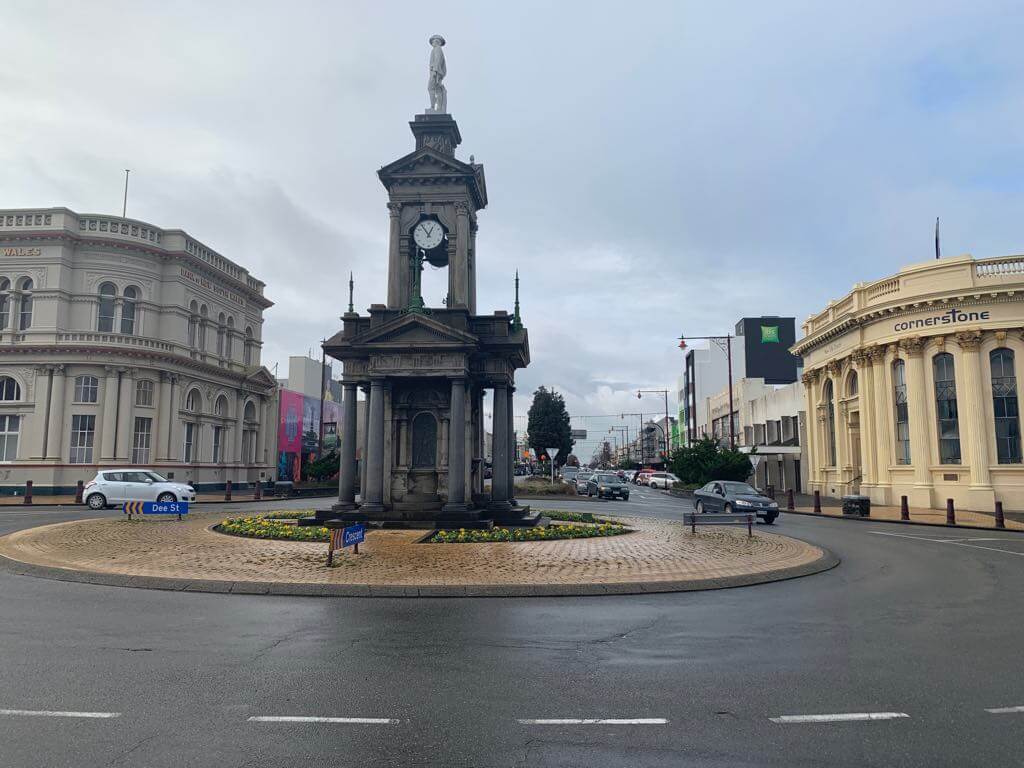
[
  {"xmin": 334, "ymin": 382, "xmax": 359, "ymax": 511},
  {"xmin": 99, "ymin": 366, "xmax": 119, "ymax": 461},
  {"xmin": 468, "ymin": 217, "xmax": 478, "ymax": 315},
  {"xmin": 45, "ymin": 365, "xmax": 66, "ymax": 460},
  {"xmin": 116, "ymin": 368, "xmax": 135, "ymax": 461},
  {"xmin": 360, "ymin": 385, "xmax": 370, "ymax": 497},
  {"xmin": 361, "ymin": 379, "xmax": 386, "ymax": 513},
  {"xmin": 155, "ymin": 375, "xmax": 172, "ymax": 461},
  {"xmin": 956, "ymin": 330, "xmax": 996, "ymax": 510},
  {"xmin": 443, "ymin": 378, "xmax": 468, "ymax": 512},
  {"xmin": 901, "ymin": 338, "xmax": 933, "ymax": 507},
  {"xmin": 801, "ymin": 370, "xmax": 820, "ymax": 489},
  {"xmin": 489, "ymin": 384, "xmax": 511, "ymax": 512},
  {"xmin": 255, "ymin": 398, "xmax": 268, "ymax": 465},
  {"xmin": 507, "ymin": 385, "xmax": 517, "ymax": 506},
  {"xmin": 166, "ymin": 376, "xmax": 181, "ymax": 461},
  {"xmin": 869, "ymin": 347, "xmax": 893, "ymax": 503},
  {"xmin": 854, "ymin": 351, "xmax": 876, "ymax": 489},
  {"xmin": 451, "ymin": 202, "xmax": 470, "ymax": 308},
  {"xmin": 234, "ymin": 392, "xmax": 245, "ymax": 464},
  {"xmin": 385, "ymin": 203, "xmax": 404, "ymax": 309},
  {"xmin": 828, "ymin": 361, "xmax": 849, "ymax": 484}
]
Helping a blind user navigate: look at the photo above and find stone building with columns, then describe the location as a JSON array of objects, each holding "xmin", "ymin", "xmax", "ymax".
[
  {"xmin": 793, "ymin": 254, "xmax": 1024, "ymax": 512},
  {"xmin": 0, "ymin": 207, "xmax": 276, "ymax": 493},
  {"xmin": 323, "ymin": 110, "xmax": 532, "ymax": 527}
]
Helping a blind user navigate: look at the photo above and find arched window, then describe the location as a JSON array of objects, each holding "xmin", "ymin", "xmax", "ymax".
[
  {"xmin": 893, "ymin": 360, "xmax": 910, "ymax": 464},
  {"xmin": 823, "ymin": 380, "xmax": 836, "ymax": 467},
  {"xmin": 411, "ymin": 412, "xmax": 438, "ymax": 468},
  {"xmin": 991, "ymin": 348, "xmax": 1022, "ymax": 464},
  {"xmin": 198, "ymin": 305, "xmax": 208, "ymax": 350},
  {"xmin": 215, "ymin": 395, "xmax": 228, "ymax": 417},
  {"xmin": 18, "ymin": 278, "xmax": 32, "ymax": 330},
  {"xmin": 187, "ymin": 300, "xmax": 198, "ymax": 347},
  {"xmin": 185, "ymin": 389, "xmax": 201, "ymax": 413},
  {"xmin": 243, "ymin": 326, "xmax": 253, "ymax": 366},
  {"xmin": 244, "ymin": 401, "xmax": 256, "ymax": 421},
  {"xmin": 216, "ymin": 312, "xmax": 226, "ymax": 356},
  {"xmin": 135, "ymin": 379, "xmax": 154, "ymax": 407},
  {"xmin": 0, "ymin": 376, "xmax": 21, "ymax": 401},
  {"xmin": 846, "ymin": 371, "xmax": 858, "ymax": 397},
  {"xmin": 0, "ymin": 278, "xmax": 10, "ymax": 329},
  {"xmin": 933, "ymin": 352, "xmax": 960, "ymax": 464},
  {"xmin": 74, "ymin": 375, "xmax": 99, "ymax": 403},
  {"xmin": 183, "ymin": 388, "xmax": 202, "ymax": 463},
  {"xmin": 120, "ymin": 286, "xmax": 138, "ymax": 334},
  {"xmin": 98, "ymin": 282, "xmax": 117, "ymax": 332},
  {"xmin": 225, "ymin": 317, "xmax": 234, "ymax": 358}
]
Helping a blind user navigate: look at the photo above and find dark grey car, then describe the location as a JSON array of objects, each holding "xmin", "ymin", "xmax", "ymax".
[
  {"xmin": 692, "ymin": 480, "xmax": 780, "ymax": 524},
  {"xmin": 586, "ymin": 472, "xmax": 630, "ymax": 500}
]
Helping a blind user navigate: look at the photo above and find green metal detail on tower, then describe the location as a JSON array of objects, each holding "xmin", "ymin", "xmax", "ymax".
[
  {"xmin": 408, "ymin": 249, "xmax": 427, "ymax": 314},
  {"xmin": 511, "ymin": 269, "xmax": 522, "ymax": 331},
  {"xmin": 348, "ymin": 271, "xmax": 354, "ymax": 313}
]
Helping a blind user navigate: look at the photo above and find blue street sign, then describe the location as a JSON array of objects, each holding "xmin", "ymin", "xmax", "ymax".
[
  {"xmin": 143, "ymin": 501, "xmax": 189, "ymax": 515},
  {"xmin": 342, "ymin": 524, "xmax": 365, "ymax": 548}
]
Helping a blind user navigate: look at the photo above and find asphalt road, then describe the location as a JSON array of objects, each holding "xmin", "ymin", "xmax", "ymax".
[{"xmin": 1, "ymin": 489, "xmax": 1023, "ymax": 767}]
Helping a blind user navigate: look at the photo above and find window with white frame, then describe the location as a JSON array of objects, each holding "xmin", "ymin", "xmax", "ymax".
[
  {"xmin": 212, "ymin": 425, "xmax": 223, "ymax": 463},
  {"xmin": 183, "ymin": 422, "xmax": 197, "ymax": 463},
  {"xmin": 69, "ymin": 415, "xmax": 95, "ymax": 464},
  {"xmin": 74, "ymin": 375, "xmax": 99, "ymax": 404},
  {"xmin": 98, "ymin": 282, "xmax": 117, "ymax": 332},
  {"xmin": 132, "ymin": 417, "xmax": 152, "ymax": 464},
  {"xmin": 121, "ymin": 286, "xmax": 138, "ymax": 335},
  {"xmin": 0, "ymin": 414, "xmax": 19, "ymax": 461},
  {"xmin": 135, "ymin": 379, "xmax": 154, "ymax": 407},
  {"xmin": 18, "ymin": 278, "xmax": 32, "ymax": 330},
  {"xmin": 0, "ymin": 376, "xmax": 21, "ymax": 401},
  {"xmin": 0, "ymin": 278, "xmax": 10, "ymax": 329}
]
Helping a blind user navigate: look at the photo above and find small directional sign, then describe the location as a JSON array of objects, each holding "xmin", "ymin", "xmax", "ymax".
[
  {"xmin": 124, "ymin": 501, "xmax": 189, "ymax": 518},
  {"xmin": 342, "ymin": 524, "xmax": 365, "ymax": 548}
]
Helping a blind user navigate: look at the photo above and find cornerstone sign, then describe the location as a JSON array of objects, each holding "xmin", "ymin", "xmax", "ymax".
[{"xmin": 891, "ymin": 307, "xmax": 991, "ymax": 333}]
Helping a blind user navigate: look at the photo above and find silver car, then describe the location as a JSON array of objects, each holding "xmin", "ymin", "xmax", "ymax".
[
  {"xmin": 83, "ymin": 469, "xmax": 197, "ymax": 510},
  {"xmin": 575, "ymin": 471, "xmax": 594, "ymax": 494}
]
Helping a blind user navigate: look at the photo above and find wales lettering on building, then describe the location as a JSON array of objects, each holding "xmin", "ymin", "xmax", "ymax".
[{"xmin": 893, "ymin": 307, "xmax": 991, "ymax": 332}]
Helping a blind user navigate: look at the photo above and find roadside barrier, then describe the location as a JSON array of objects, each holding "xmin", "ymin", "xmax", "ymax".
[
  {"xmin": 946, "ymin": 498, "xmax": 956, "ymax": 526},
  {"xmin": 786, "ymin": 489, "xmax": 795, "ymax": 511},
  {"xmin": 254, "ymin": 481, "xmax": 262, "ymax": 501},
  {"xmin": 225, "ymin": 480, "xmax": 233, "ymax": 502},
  {"xmin": 75, "ymin": 480, "xmax": 84, "ymax": 504},
  {"xmin": 900, "ymin": 496, "xmax": 909, "ymax": 521},
  {"xmin": 23, "ymin": 480, "xmax": 32, "ymax": 505},
  {"xmin": 813, "ymin": 490, "xmax": 821, "ymax": 514},
  {"xmin": 995, "ymin": 501, "xmax": 1005, "ymax": 529}
]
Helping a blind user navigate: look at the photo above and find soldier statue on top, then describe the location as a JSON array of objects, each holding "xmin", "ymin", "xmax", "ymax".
[{"xmin": 427, "ymin": 35, "xmax": 447, "ymax": 114}]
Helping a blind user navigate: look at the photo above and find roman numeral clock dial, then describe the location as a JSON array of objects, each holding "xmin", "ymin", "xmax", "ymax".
[{"xmin": 413, "ymin": 220, "xmax": 444, "ymax": 251}]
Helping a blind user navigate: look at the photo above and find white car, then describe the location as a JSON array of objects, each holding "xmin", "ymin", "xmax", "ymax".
[
  {"xmin": 84, "ymin": 469, "xmax": 197, "ymax": 510},
  {"xmin": 647, "ymin": 472, "xmax": 680, "ymax": 490}
]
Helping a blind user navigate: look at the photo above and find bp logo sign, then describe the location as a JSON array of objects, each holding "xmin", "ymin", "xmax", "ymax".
[{"xmin": 761, "ymin": 325, "xmax": 780, "ymax": 343}]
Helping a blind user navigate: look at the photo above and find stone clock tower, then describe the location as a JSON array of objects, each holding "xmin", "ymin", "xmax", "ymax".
[{"xmin": 321, "ymin": 51, "xmax": 533, "ymax": 528}]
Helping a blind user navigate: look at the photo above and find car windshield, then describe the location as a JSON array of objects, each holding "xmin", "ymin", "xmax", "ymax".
[
  {"xmin": 597, "ymin": 474, "xmax": 618, "ymax": 483},
  {"xmin": 723, "ymin": 482, "xmax": 759, "ymax": 495}
]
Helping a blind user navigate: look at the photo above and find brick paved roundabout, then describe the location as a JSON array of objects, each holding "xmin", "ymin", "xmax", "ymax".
[{"xmin": 0, "ymin": 512, "xmax": 837, "ymax": 597}]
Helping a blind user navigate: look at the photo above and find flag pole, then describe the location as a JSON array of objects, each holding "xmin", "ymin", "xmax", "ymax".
[{"xmin": 935, "ymin": 217, "xmax": 940, "ymax": 260}]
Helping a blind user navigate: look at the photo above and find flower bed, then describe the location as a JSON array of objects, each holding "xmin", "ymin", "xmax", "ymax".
[
  {"xmin": 429, "ymin": 521, "xmax": 628, "ymax": 544},
  {"xmin": 216, "ymin": 516, "xmax": 328, "ymax": 542}
]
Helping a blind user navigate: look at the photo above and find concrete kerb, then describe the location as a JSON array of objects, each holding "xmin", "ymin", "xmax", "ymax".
[
  {"xmin": 0, "ymin": 546, "xmax": 840, "ymax": 599},
  {"xmin": 783, "ymin": 508, "xmax": 1024, "ymax": 534}
]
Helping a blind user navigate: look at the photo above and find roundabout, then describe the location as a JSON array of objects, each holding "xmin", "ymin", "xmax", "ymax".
[{"xmin": 0, "ymin": 508, "xmax": 835, "ymax": 597}]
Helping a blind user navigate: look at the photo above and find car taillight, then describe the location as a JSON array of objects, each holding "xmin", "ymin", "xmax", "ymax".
[{"xmin": 84, "ymin": 481, "xmax": 96, "ymax": 489}]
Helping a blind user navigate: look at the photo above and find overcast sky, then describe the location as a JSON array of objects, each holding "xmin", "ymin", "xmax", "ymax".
[{"xmin": 2, "ymin": 0, "xmax": 1022, "ymax": 456}]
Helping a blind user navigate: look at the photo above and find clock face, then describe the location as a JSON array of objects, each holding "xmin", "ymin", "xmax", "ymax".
[{"xmin": 413, "ymin": 220, "xmax": 444, "ymax": 251}]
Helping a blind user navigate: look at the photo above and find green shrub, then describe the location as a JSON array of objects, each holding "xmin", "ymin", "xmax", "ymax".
[
  {"xmin": 216, "ymin": 516, "xmax": 329, "ymax": 542},
  {"xmin": 516, "ymin": 481, "xmax": 576, "ymax": 496},
  {"xmin": 668, "ymin": 437, "xmax": 753, "ymax": 486},
  {"xmin": 430, "ymin": 522, "xmax": 628, "ymax": 543}
]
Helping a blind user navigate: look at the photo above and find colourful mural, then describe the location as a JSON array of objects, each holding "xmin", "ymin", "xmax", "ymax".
[{"xmin": 276, "ymin": 389, "xmax": 344, "ymax": 482}]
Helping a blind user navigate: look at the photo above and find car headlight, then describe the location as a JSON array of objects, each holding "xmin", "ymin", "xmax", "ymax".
[
  {"xmin": 599, "ymin": 486, "xmax": 606, "ymax": 491},
  {"xmin": 735, "ymin": 499, "xmax": 753, "ymax": 507},
  {"xmin": 768, "ymin": 502, "xmax": 778, "ymax": 509}
]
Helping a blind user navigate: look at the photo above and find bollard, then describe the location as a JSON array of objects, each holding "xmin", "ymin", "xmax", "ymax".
[
  {"xmin": 900, "ymin": 495, "xmax": 909, "ymax": 521},
  {"xmin": 787, "ymin": 488, "xmax": 795, "ymax": 511},
  {"xmin": 813, "ymin": 490, "xmax": 821, "ymax": 514},
  {"xmin": 995, "ymin": 501, "xmax": 1005, "ymax": 529},
  {"xmin": 254, "ymin": 480, "xmax": 262, "ymax": 501},
  {"xmin": 75, "ymin": 480, "xmax": 84, "ymax": 505},
  {"xmin": 946, "ymin": 498, "xmax": 956, "ymax": 526},
  {"xmin": 23, "ymin": 480, "xmax": 32, "ymax": 505},
  {"xmin": 225, "ymin": 480, "xmax": 232, "ymax": 502},
  {"xmin": 747, "ymin": 514, "xmax": 753, "ymax": 537}
]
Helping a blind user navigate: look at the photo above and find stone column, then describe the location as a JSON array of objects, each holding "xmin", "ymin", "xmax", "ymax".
[
  {"xmin": 116, "ymin": 368, "xmax": 135, "ymax": 461},
  {"xmin": 801, "ymin": 370, "xmax": 820, "ymax": 489},
  {"xmin": 27, "ymin": 366, "xmax": 50, "ymax": 460},
  {"xmin": 443, "ymin": 378, "xmax": 468, "ymax": 512},
  {"xmin": 507, "ymin": 385, "xmax": 517, "ymax": 506},
  {"xmin": 45, "ymin": 364, "xmax": 66, "ymax": 460},
  {"xmin": 854, "ymin": 350, "xmax": 876, "ymax": 489},
  {"xmin": 468, "ymin": 217, "xmax": 478, "ymax": 314},
  {"xmin": 489, "ymin": 383, "xmax": 511, "ymax": 512},
  {"xmin": 166, "ymin": 375, "xmax": 181, "ymax": 461},
  {"xmin": 385, "ymin": 203, "xmax": 404, "ymax": 309},
  {"xmin": 450, "ymin": 202, "xmax": 470, "ymax": 308},
  {"xmin": 361, "ymin": 379, "xmax": 386, "ymax": 513},
  {"xmin": 234, "ymin": 392, "xmax": 246, "ymax": 463},
  {"xmin": 901, "ymin": 337, "xmax": 933, "ymax": 507},
  {"xmin": 360, "ymin": 386, "xmax": 370, "ymax": 497},
  {"xmin": 956, "ymin": 330, "xmax": 995, "ymax": 510},
  {"xmin": 334, "ymin": 382, "xmax": 359, "ymax": 511},
  {"xmin": 255, "ymin": 397, "xmax": 268, "ymax": 465},
  {"xmin": 828, "ymin": 361, "xmax": 849, "ymax": 483},
  {"xmin": 99, "ymin": 366, "xmax": 119, "ymax": 461},
  {"xmin": 869, "ymin": 347, "xmax": 893, "ymax": 502}
]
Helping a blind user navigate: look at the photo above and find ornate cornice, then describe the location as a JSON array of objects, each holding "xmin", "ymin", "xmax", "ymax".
[{"xmin": 955, "ymin": 330, "xmax": 983, "ymax": 350}]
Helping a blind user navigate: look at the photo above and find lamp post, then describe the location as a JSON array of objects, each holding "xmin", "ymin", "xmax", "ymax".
[
  {"xmin": 678, "ymin": 334, "xmax": 735, "ymax": 450},
  {"xmin": 637, "ymin": 389, "xmax": 671, "ymax": 453}
]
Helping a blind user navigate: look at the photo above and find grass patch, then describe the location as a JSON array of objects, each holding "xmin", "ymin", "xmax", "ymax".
[
  {"xmin": 216, "ymin": 516, "xmax": 328, "ymax": 542},
  {"xmin": 429, "ymin": 521, "xmax": 628, "ymax": 544}
]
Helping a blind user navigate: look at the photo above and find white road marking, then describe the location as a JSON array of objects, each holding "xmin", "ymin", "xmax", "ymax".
[
  {"xmin": 518, "ymin": 718, "xmax": 667, "ymax": 725},
  {"xmin": 0, "ymin": 709, "xmax": 121, "ymax": 719},
  {"xmin": 869, "ymin": 530, "xmax": 1024, "ymax": 556},
  {"xmin": 770, "ymin": 712, "xmax": 909, "ymax": 723},
  {"xmin": 247, "ymin": 716, "xmax": 397, "ymax": 724},
  {"xmin": 985, "ymin": 706, "xmax": 1024, "ymax": 714}
]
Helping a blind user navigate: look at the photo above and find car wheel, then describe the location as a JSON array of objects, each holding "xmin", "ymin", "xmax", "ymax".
[
  {"xmin": 86, "ymin": 493, "xmax": 107, "ymax": 510},
  {"xmin": 695, "ymin": 500, "xmax": 704, "ymax": 514},
  {"xmin": 724, "ymin": 503, "xmax": 733, "ymax": 514},
  {"xmin": 765, "ymin": 513, "xmax": 778, "ymax": 525},
  {"xmin": 157, "ymin": 492, "xmax": 176, "ymax": 503},
  {"xmin": 623, "ymin": 495, "xmax": 630, "ymax": 501}
]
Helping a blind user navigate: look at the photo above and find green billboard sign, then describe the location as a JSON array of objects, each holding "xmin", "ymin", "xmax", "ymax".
[{"xmin": 761, "ymin": 325, "xmax": 780, "ymax": 343}]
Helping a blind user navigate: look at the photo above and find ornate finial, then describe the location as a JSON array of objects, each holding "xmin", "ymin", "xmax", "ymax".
[
  {"xmin": 512, "ymin": 269, "xmax": 522, "ymax": 331},
  {"xmin": 348, "ymin": 271, "xmax": 354, "ymax": 313}
]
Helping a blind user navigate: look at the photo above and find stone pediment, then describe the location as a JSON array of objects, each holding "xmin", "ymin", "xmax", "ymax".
[
  {"xmin": 353, "ymin": 313, "xmax": 479, "ymax": 350},
  {"xmin": 378, "ymin": 148, "xmax": 487, "ymax": 209}
]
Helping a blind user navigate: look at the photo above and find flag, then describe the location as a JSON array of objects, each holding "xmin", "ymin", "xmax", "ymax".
[{"xmin": 935, "ymin": 217, "xmax": 940, "ymax": 260}]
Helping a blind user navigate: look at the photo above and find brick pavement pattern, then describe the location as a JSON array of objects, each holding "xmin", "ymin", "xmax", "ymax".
[{"xmin": 0, "ymin": 512, "xmax": 824, "ymax": 589}]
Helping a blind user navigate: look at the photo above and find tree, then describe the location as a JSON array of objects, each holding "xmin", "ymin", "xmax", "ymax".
[
  {"xmin": 526, "ymin": 386, "xmax": 574, "ymax": 468},
  {"xmin": 668, "ymin": 437, "xmax": 752, "ymax": 486}
]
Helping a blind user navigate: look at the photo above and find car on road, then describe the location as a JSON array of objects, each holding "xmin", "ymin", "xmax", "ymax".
[
  {"xmin": 561, "ymin": 466, "xmax": 580, "ymax": 485},
  {"xmin": 586, "ymin": 472, "xmax": 630, "ymax": 500},
  {"xmin": 575, "ymin": 470, "xmax": 595, "ymax": 494},
  {"xmin": 692, "ymin": 480, "xmax": 779, "ymax": 524},
  {"xmin": 84, "ymin": 469, "xmax": 197, "ymax": 510},
  {"xmin": 647, "ymin": 472, "xmax": 680, "ymax": 490}
]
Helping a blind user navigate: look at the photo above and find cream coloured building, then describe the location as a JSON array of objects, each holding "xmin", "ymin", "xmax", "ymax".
[
  {"xmin": 793, "ymin": 254, "xmax": 1024, "ymax": 512},
  {"xmin": 0, "ymin": 207, "xmax": 276, "ymax": 494}
]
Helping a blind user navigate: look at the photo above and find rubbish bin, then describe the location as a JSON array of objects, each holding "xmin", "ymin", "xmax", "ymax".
[{"xmin": 842, "ymin": 494, "xmax": 871, "ymax": 517}]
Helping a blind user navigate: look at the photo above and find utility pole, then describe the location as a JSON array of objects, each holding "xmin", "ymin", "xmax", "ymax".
[
  {"xmin": 318, "ymin": 338, "xmax": 326, "ymax": 457},
  {"xmin": 678, "ymin": 334, "xmax": 735, "ymax": 450}
]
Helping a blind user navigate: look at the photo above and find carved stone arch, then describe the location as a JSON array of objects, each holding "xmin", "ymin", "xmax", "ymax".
[
  {"xmin": 243, "ymin": 397, "xmax": 258, "ymax": 422},
  {"xmin": 410, "ymin": 410, "xmax": 438, "ymax": 469}
]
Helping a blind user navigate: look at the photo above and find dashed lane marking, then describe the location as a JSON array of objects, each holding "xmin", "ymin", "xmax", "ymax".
[
  {"xmin": 870, "ymin": 530, "xmax": 1024, "ymax": 556},
  {"xmin": 985, "ymin": 706, "xmax": 1024, "ymax": 714},
  {"xmin": 0, "ymin": 709, "xmax": 121, "ymax": 719},
  {"xmin": 770, "ymin": 712, "xmax": 909, "ymax": 724},
  {"xmin": 518, "ymin": 718, "xmax": 668, "ymax": 725},
  {"xmin": 247, "ymin": 716, "xmax": 397, "ymax": 724}
]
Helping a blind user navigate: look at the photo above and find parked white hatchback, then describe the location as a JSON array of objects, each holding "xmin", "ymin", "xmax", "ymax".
[{"xmin": 84, "ymin": 469, "xmax": 197, "ymax": 510}]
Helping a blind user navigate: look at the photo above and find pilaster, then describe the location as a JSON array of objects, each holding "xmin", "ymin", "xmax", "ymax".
[
  {"xmin": 45, "ymin": 364, "xmax": 66, "ymax": 461},
  {"xmin": 956, "ymin": 330, "xmax": 996, "ymax": 510},
  {"xmin": 900, "ymin": 337, "xmax": 933, "ymax": 507},
  {"xmin": 99, "ymin": 366, "xmax": 119, "ymax": 461}
]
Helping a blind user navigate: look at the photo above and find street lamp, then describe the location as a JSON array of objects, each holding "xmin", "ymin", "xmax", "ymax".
[
  {"xmin": 678, "ymin": 333, "xmax": 735, "ymax": 450},
  {"xmin": 637, "ymin": 389, "xmax": 672, "ymax": 453}
]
